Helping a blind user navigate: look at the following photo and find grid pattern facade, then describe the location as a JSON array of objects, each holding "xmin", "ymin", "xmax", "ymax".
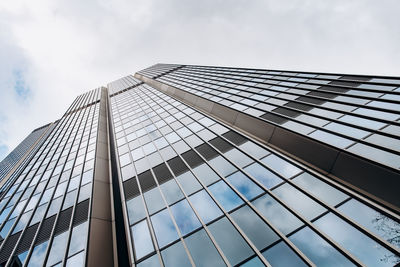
[
  {"xmin": 0, "ymin": 63, "xmax": 399, "ymax": 267},
  {"xmin": 0, "ymin": 88, "xmax": 100, "ymax": 266},
  {"xmin": 0, "ymin": 125, "xmax": 50, "ymax": 183},
  {"xmin": 138, "ymin": 64, "xmax": 400, "ymax": 170},
  {"xmin": 109, "ymin": 79, "xmax": 400, "ymax": 267},
  {"xmin": 108, "ymin": 75, "xmax": 143, "ymax": 96}
]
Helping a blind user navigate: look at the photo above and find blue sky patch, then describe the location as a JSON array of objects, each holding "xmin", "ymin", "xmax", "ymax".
[{"xmin": 13, "ymin": 69, "xmax": 31, "ymax": 100}]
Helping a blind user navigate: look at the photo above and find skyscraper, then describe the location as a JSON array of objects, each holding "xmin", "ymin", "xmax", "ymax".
[{"xmin": 0, "ymin": 64, "xmax": 399, "ymax": 267}]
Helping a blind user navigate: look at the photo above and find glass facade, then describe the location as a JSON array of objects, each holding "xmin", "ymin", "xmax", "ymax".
[
  {"xmin": 0, "ymin": 65, "xmax": 398, "ymax": 266},
  {"xmin": 0, "ymin": 88, "xmax": 100, "ymax": 266},
  {"xmin": 110, "ymin": 76, "xmax": 399, "ymax": 266},
  {"xmin": 138, "ymin": 64, "xmax": 400, "ymax": 170},
  {"xmin": 0, "ymin": 124, "xmax": 51, "ymax": 183}
]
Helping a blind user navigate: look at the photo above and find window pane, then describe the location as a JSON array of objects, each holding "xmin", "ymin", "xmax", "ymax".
[
  {"xmin": 293, "ymin": 173, "xmax": 348, "ymax": 206},
  {"xmin": 314, "ymin": 213, "xmax": 399, "ymax": 266},
  {"xmin": 161, "ymin": 241, "xmax": 192, "ymax": 267},
  {"xmin": 209, "ymin": 156, "xmax": 237, "ymax": 177},
  {"xmin": 66, "ymin": 251, "xmax": 85, "ymax": 267},
  {"xmin": 273, "ymin": 183, "xmax": 326, "ymax": 220},
  {"xmin": 289, "ymin": 226, "xmax": 353, "ymax": 267},
  {"xmin": 209, "ymin": 217, "xmax": 254, "ymax": 265},
  {"xmin": 263, "ymin": 241, "xmax": 306, "ymax": 267},
  {"xmin": 192, "ymin": 163, "xmax": 220, "ymax": 186},
  {"xmin": 239, "ymin": 257, "xmax": 264, "ymax": 267},
  {"xmin": 208, "ymin": 180, "xmax": 243, "ymax": 211},
  {"xmin": 27, "ymin": 241, "xmax": 48, "ymax": 267},
  {"xmin": 231, "ymin": 205, "xmax": 279, "ymax": 250},
  {"xmin": 189, "ymin": 190, "xmax": 222, "ymax": 223},
  {"xmin": 239, "ymin": 141, "xmax": 270, "ymax": 159},
  {"xmin": 224, "ymin": 148, "xmax": 253, "ymax": 168},
  {"xmin": 151, "ymin": 209, "xmax": 179, "ymax": 247},
  {"xmin": 244, "ymin": 163, "xmax": 282, "ymax": 189},
  {"xmin": 261, "ymin": 154, "xmax": 301, "ymax": 179},
  {"xmin": 160, "ymin": 179, "xmax": 184, "ymax": 205},
  {"xmin": 68, "ymin": 222, "xmax": 88, "ymax": 256},
  {"xmin": 338, "ymin": 199, "xmax": 400, "ymax": 249},
  {"xmin": 137, "ymin": 253, "xmax": 161, "ymax": 267},
  {"xmin": 309, "ymin": 130, "xmax": 354, "ymax": 149},
  {"xmin": 252, "ymin": 194, "xmax": 303, "ymax": 235},
  {"xmin": 185, "ymin": 229, "xmax": 226, "ymax": 267},
  {"xmin": 126, "ymin": 196, "xmax": 147, "ymax": 225},
  {"xmin": 170, "ymin": 199, "xmax": 201, "ymax": 235},
  {"xmin": 144, "ymin": 187, "xmax": 165, "ymax": 215},
  {"xmin": 226, "ymin": 171, "xmax": 263, "ymax": 200},
  {"xmin": 131, "ymin": 220, "xmax": 154, "ymax": 259},
  {"xmin": 46, "ymin": 231, "xmax": 69, "ymax": 266},
  {"xmin": 176, "ymin": 171, "xmax": 202, "ymax": 196},
  {"xmin": 17, "ymin": 251, "xmax": 29, "ymax": 265}
]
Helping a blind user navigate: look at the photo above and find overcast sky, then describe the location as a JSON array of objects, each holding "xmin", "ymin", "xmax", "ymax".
[{"xmin": 0, "ymin": 0, "xmax": 399, "ymax": 160}]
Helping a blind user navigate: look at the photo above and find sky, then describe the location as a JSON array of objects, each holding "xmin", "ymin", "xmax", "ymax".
[{"xmin": 0, "ymin": 0, "xmax": 399, "ymax": 161}]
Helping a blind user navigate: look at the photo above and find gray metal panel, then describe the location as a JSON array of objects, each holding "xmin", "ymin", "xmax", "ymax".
[
  {"xmin": 269, "ymin": 127, "xmax": 339, "ymax": 172},
  {"xmin": 332, "ymin": 153, "xmax": 400, "ymax": 208}
]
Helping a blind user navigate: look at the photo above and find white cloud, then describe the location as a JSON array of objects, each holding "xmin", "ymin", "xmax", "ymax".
[{"xmin": 0, "ymin": 0, "xmax": 399, "ymax": 160}]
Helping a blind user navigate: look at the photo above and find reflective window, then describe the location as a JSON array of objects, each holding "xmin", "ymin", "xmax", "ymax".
[
  {"xmin": 309, "ymin": 130, "xmax": 354, "ymax": 149},
  {"xmin": 224, "ymin": 148, "xmax": 253, "ymax": 168},
  {"xmin": 231, "ymin": 205, "xmax": 279, "ymax": 250},
  {"xmin": 209, "ymin": 217, "xmax": 254, "ymax": 265},
  {"xmin": 338, "ymin": 199, "xmax": 400, "ymax": 248},
  {"xmin": 252, "ymin": 194, "xmax": 302, "ymax": 235},
  {"xmin": 339, "ymin": 115, "xmax": 385, "ymax": 131},
  {"xmin": 131, "ymin": 220, "xmax": 154, "ymax": 259},
  {"xmin": 209, "ymin": 156, "xmax": 237, "ymax": 177},
  {"xmin": 78, "ymin": 183, "xmax": 92, "ymax": 202},
  {"xmin": 314, "ymin": 213, "xmax": 399, "ymax": 266},
  {"xmin": 63, "ymin": 190, "xmax": 77, "ymax": 209},
  {"xmin": 185, "ymin": 229, "xmax": 226, "ymax": 267},
  {"xmin": 30, "ymin": 204, "xmax": 46, "ymax": 225},
  {"xmin": 226, "ymin": 171, "xmax": 263, "ymax": 200},
  {"xmin": 66, "ymin": 251, "xmax": 85, "ymax": 267},
  {"xmin": 289, "ymin": 226, "xmax": 353, "ymax": 266},
  {"xmin": 127, "ymin": 196, "xmax": 147, "ymax": 225},
  {"xmin": 239, "ymin": 257, "xmax": 264, "ymax": 267},
  {"xmin": 293, "ymin": 173, "xmax": 348, "ymax": 206},
  {"xmin": 47, "ymin": 197, "xmax": 63, "ymax": 217},
  {"xmin": 161, "ymin": 241, "xmax": 192, "ymax": 267},
  {"xmin": 324, "ymin": 122, "xmax": 370, "ymax": 139},
  {"xmin": 143, "ymin": 142, "xmax": 157, "ymax": 155},
  {"xmin": 165, "ymin": 132, "xmax": 180, "ymax": 144},
  {"xmin": 131, "ymin": 147, "xmax": 145, "ymax": 161},
  {"xmin": 244, "ymin": 163, "xmax": 282, "ymax": 188},
  {"xmin": 261, "ymin": 154, "xmax": 302, "ymax": 179},
  {"xmin": 27, "ymin": 241, "xmax": 48, "ymax": 267},
  {"xmin": 68, "ymin": 222, "xmax": 88, "ymax": 256},
  {"xmin": 46, "ymin": 231, "xmax": 69, "ymax": 266},
  {"xmin": 144, "ymin": 187, "xmax": 165, "ymax": 215},
  {"xmin": 208, "ymin": 180, "xmax": 243, "ymax": 211},
  {"xmin": 14, "ymin": 210, "xmax": 33, "ymax": 233},
  {"xmin": 189, "ymin": 190, "xmax": 222, "ymax": 223},
  {"xmin": 192, "ymin": 163, "xmax": 220, "ymax": 186},
  {"xmin": 160, "ymin": 179, "xmax": 184, "ymax": 205},
  {"xmin": 170, "ymin": 199, "xmax": 201, "ymax": 235},
  {"xmin": 176, "ymin": 171, "xmax": 202, "ymax": 196},
  {"xmin": 347, "ymin": 143, "xmax": 400, "ymax": 169},
  {"xmin": 151, "ymin": 209, "xmax": 179, "ymax": 247},
  {"xmin": 273, "ymin": 183, "xmax": 326, "ymax": 220},
  {"xmin": 263, "ymin": 241, "xmax": 306, "ymax": 267},
  {"xmin": 17, "ymin": 250, "xmax": 29, "ymax": 265},
  {"xmin": 137, "ymin": 254, "xmax": 161, "ymax": 267},
  {"xmin": 39, "ymin": 188, "xmax": 54, "ymax": 205}
]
